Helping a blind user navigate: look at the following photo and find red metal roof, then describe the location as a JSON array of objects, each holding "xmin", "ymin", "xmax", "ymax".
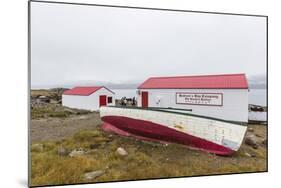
[
  {"xmin": 138, "ymin": 74, "xmax": 248, "ymax": 89},
  {"xmin": 63, "ymin": 86, "xmax": 114, "ymax": 96}
]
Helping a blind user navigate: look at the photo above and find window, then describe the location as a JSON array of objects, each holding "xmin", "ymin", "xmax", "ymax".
[{"xmin": 108, "ymin": 96, "xmax": 113, "ymax": 103}]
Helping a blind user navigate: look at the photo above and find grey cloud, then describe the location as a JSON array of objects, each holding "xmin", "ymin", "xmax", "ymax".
[{"xmin": 31, "ymin": 2, "xmax": 267, "ymax": 88}]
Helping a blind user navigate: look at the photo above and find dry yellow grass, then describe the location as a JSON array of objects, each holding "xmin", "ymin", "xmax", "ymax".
[
  {"xmin": 31, "ymin": 103, "xmax": 91, "ymax": 119},
  {"xmin": 31, "ymin": 106, "xmax": 73, "ymax": 119},
  {"xmin": 30, "ymin": 125, "xmax": 267, "ymax": 187}
]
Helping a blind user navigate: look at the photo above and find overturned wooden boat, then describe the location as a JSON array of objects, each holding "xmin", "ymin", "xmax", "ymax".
[{"xmin": 100, "ymin": 106, "xmax": 248, "ymax": 155}]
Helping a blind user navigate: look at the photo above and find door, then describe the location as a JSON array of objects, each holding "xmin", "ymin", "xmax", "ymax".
[
  {"xmin": 141, "ymin": 91, "xmax": 148, "ymax": 108},
  {"xmin": 99, "ymin": 95, "xmax": 107, "ymax": 107}
]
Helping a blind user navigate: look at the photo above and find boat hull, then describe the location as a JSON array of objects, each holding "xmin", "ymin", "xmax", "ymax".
[{"xmin": 100, "ymin": 106, "xmax": 247, "ymax": 155}]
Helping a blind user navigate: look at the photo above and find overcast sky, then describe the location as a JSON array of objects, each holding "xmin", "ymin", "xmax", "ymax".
[{"xmin": 31, "ymin": 2, "xmax": 267, "ymax": 88}]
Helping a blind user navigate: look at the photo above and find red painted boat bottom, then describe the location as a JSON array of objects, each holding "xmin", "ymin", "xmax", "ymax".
[
  {"xmin": 101, "ymin": 116, "xmax": 235, "ymax": 155},
  {"xmin": 102, "ymin": 122, "xmax": 170, "ymax": 145}
]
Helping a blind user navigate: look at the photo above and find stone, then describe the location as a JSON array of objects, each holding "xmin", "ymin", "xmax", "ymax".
[
  {"xmin": 245, "ymin": 152, "xmax": 251, "ymax": 157},
  {"xmin": 64, "ymin": 108, "xmax": 76, "ymax": 114},
  {"xmin": 116, "ymin": 147, "xmax": 128, "ymax": 156},
  {"xmin": 248, "ymin": 127, "xmax": 254, "ymax": 132},
  {"xmin": 90, "ymin": 143, "xmax": 101, "ymax": 149},
  {"xmin": 245, "ymin": 135, "xmax": 259, "ymax": 149},
  {"xmin": 69, "ymin": 148, "xmax": 85, "ymax": 157},
  {"xmin": 255, "ymin": 134, "xmax": 262, "ymax": 137},
  {"xmin": 262, "ymin": 139, "xmax": 268, "ymax": 146},
  {"xmin": 83, "ymin": 170, "xmax": 105, "ymax": 180},
  {"xmin": 245, "ymin": 152, "xmax": 256, "ymax": 157},
  {"xmin": 57, "ymin": 147, "xmax": 69, "ymax": 156},
  {"xmin": 250, "ymin": 153, "xmax": 256, "ymax": 157},
  {"xmin": 78, "ymin": 115, "xmax": 88, "ymax": 120},
  {"xmin": 38, "ymin": 95, "xmax": 50, "ymax": 103}
]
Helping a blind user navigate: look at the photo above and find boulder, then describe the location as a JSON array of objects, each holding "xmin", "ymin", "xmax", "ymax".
[
  {"xmin": 64, "ymin": 108, "xmax": 76, "ymax": 114},
  {"xmin": 69, "ymin": 148, "xmax": 85, "ymax": 157},
  {"xmin": 83, "ymin": 170, "xmax": 105, "ymax": 180},
  {"xmin": 90, "ymin": 143, "xmax": 101, "ymax": 149},
  {"xmin": 116, "ymin": 147, "xmax": 128, "ymax": 156},
  {"xmin": 255, "ymin": 134, "xmax": 262, "ymax": 137},
  {"xmin": 244, "ymin": 152, "xmax": 256, "ymax": 157},
  {"xmin": 78, "ymin": 115, "xmax": 88, "ymax": 120},
  {"xmin": 262, "ymin": 139, "xmax": 268, "ymax": 146},
  {"xmin": 245, "ymin": 135, "xmax": 259, "ymax": 149},
  {"xmin": 57, "ymin": 147, "xmax": 69, "ymax": 156},
  {"xmin": 38, "ymin": 95, "xmax": 50, "ymax": 103},
  {"xmin": 247, "ymin": 127, "xmax": 254, "ymax": 132}
]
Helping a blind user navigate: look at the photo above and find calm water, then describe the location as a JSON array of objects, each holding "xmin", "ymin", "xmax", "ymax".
[
  {"xmin": 248, "ymin": 89, "xmax": 267, "ymax": 106},
  {"xmin": 113, "ymin": 89, "xmax": 267, "ymax": 106},
  {"xmin": 112, "ymin": 89, "xmax": 138, "ymax": 99}
]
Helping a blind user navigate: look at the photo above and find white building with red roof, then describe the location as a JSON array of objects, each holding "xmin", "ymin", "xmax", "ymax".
[
  {"xmin": 62, "ymin": 86, "xmax": 115, "ymax": 111},
  {"xmin": 137, "ymin": 73, "xmax": 248, "ymax": 122}
]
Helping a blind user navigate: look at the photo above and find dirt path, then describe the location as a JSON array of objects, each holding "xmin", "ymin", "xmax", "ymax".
[{"xmin": 30, "ymin": 112, "xmax": 102, "ymax": 143}]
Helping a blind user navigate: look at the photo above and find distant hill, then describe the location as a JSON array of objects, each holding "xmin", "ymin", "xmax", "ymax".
[
  {"xmin": 32, "ymin": 74, "xmax": 267, "ymax": 90},
  {"xmin": 32, "ymin": 81, "xmax": 140, "ymax": 90}
]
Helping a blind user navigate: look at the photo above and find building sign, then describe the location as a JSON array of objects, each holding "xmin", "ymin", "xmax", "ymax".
[{"xmin": 176, "ymin": 92, "xmax": 223, "ymax": 106}]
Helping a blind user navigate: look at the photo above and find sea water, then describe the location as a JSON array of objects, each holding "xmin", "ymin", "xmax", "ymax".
[{"xmin": 248, "ymin": 89, "xmax": 267, "ymax": 106}]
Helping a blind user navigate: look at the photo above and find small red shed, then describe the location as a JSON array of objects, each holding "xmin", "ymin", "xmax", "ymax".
[{"xmin": 62, "ymin": 86, "xmax": 115, "ymax": 111}]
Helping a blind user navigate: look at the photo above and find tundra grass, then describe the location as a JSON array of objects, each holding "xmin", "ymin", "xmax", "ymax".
[
  {"xmin": 31, "ymin": 106, "xmax": 73, "ymax": 119},
  {"xmin": 31, "ymin": 105, "xmax": 90, "ymax": 119},
  {"xmin": 30, "ymin": 127, "xmax": 267, "ymax": 187}
]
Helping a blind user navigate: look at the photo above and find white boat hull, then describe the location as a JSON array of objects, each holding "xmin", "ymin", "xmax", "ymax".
[{"xmin": 100, "ymin": 106, "xmax": 248, "ymax": 155}]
